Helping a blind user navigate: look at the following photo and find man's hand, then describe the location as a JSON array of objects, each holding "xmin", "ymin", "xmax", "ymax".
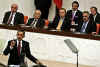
[
  {"xmin": 10, "ymin": 40, "xmax": 15, "ymax": 48},
  {"xmin": 92, "ymin": 32, "xmax": 96, "ymax": 35},
  {"xmin": 36, "ymin": 60, "xmax": 42, "ymax": 65}
]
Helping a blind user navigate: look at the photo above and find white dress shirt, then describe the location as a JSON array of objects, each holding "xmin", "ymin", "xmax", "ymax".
[{"xmin": 9, "ymin": 12, "xmax": 16, "ymax": 25}]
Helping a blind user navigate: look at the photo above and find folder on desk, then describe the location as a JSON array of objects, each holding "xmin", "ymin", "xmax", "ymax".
[{"xmin": 33, "ymin": 64, "xmax": 47, "ymax": 67}]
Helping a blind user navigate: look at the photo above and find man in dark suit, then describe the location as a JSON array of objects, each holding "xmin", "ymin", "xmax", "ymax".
[
  {"xmin": 90, "ymin": 7, "xmax": 100, "ymax": 24},
  {"xmin": 2, "ymin": 4, "xmax": 24, "ymax": 26},
  {"xmin": 48, "ymin": 8, "xmax": 71, "ymax": 31},
  {"xmin": 66, "ymin": 1, "xmax": 83, "ymax": 31},
  {"xmin": 90, "ymin": 7, "xmax": 100, "ymax": 34},
  {"xmin": 77, "ymin": 11, "xmax": 96, "ymax": 34},
  {"xmin": 34, "ymin": 0, "xmax": 52, "ymax": 19},
  {"xmin": 3, "ymin": 30, "xmax": 42, "ymax": 66},
  {"xmin": 27, "ymin": 10, "xmax": 45, "ymax": 29}
]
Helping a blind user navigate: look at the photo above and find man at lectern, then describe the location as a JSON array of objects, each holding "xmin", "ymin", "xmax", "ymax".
[{"xmin": 3, "ymin": 30, "xmax": 42, "ymax": 66}]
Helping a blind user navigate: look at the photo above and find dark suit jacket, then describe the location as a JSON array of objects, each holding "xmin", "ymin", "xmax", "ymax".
[
  {"xmin": 66, "ymin": 10, "xmax": 83, "ymax": 25},
  {"xmin": 48, "ymin": 16, "xmax": 71, "ymax": 31},
  {"xmin": 34, "ymin": 0, "xmax": 52, "ymax": 9},
  {"xmin": 2, "ymin": 11, "xmax": 24, "ymax": 25},
  {"xmin": 77, "ymin": 20, "xmax": 96, "ymax": 34},
  {"xmin": 90, "ymin": 13, "xmax": 100, "ymax": 24},
  {"xmin": 27, "ymin": 18, "xmax": 45, "ymax": 28},
  {"xmin": 3, "ymin": 40, "xmax": 38, "ymax": 65}
]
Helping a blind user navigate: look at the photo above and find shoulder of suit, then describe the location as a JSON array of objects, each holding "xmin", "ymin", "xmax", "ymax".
[
  {"xmin": 97, "ymin": 13, "xmax": 100, "ymax": 16},
  {"xmin": 8, "ymin": 39, "xmax": 16, "ymax": 43},
  {"xmin": 29, "ymin": 18, "xmax": 34, "ymax": 20},
  {"xmin": 22, "ymin": 40, "xmax": 29, "ymax": 44},
  {"xmin": 67, "ymin": 10, "xmax": 72, "ymax": 13},
  {"xmin": 77, "ymin": 10, "xmax": 82, "ymax": 13},
  {"xmin": 5, "ymin": 11, "xmax": 11, "ymax": 14},
  {"xmin": 39, "ymin": 18, "xmax": 45, "ymax": 21},
  {"xmin": 16, "ymin": 12, "xmax": 24, "ymax": 15}
]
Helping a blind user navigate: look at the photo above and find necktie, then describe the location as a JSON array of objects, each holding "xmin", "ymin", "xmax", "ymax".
[
  {"xmin": 72, "ymin": 11, "xmax": 75, "ymax": 20},
  {"xmin": 31, "ymin": 19, "xmax": 37, "ymax": 28},
  {"xmin": 7, "ymin": 13, "xmax": 14, "ymax": 24},
  {"xmin": 56, "ymin": 19, "xmax": 63, "ymax": 30},
  {"xmin": 17, "ymin": 41, "xmax": 21, "ymax": 56},
  {"xmin": 81, "ymin": 22, "xmax": 87, "ymax": 32},
  {"xmin": 71, "ymin": 11, "xmax": 76, "ymax": 25}
]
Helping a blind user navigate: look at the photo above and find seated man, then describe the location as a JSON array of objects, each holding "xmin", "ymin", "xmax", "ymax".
[
  {"xmin": 90, "ymin": 6, "xmax": 100, "ymax": 34},
  {"xmin": 48, "ymin": 8, "xmax": 71, "ymax": 31},
  {"xmin": 27, "ymin": 10, "xmax": 45, "ymax": 29},
  {"xmin": 3, "ymin": 30, "xmax": 43, "ymax": 66},
  {"xmin": 77, "ymin": 11, "xmax": 96, "ymax": 34},
  {"xmin": 2, "ymin": 4, "xmax": 24, "ymax": 26}
]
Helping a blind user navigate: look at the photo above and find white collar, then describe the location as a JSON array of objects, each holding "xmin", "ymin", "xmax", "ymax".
[{"xmin": 17, "ymin": 40, "xmax": 22, "ymax": 47}]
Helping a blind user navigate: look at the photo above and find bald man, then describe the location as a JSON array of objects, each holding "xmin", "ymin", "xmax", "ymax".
[
  {"xmin": 27, "ymin": 10, "xmax": 45, "ymax": 29},
  {"xmin": 2, "ymin": 4, "xmax": 24, "ymax": 26}
]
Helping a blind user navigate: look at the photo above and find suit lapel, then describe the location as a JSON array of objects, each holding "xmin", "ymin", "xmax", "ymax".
[
  {"xmin": 21, "ymin": 40, "xmax": 26, "ymax": 55},
  {"xmin": 14, "ymin": 40, "xmax": 17, "ymax": 47},
  {"xmin": 31, "ymin": 18, "xmax": 34, "ymax": 24},
  {"xmin": 36, "ymin": 19, "xmax": 41, "ymax": 27},
  {"xmin": 85, "ymin": 22, "xmax": 90, "ymax": 32},
  {"xmin": 75, "ymin": 10, "xmax": 78, "ymax": 16},
  {"xmin": 14, "ymin": 13, "xmax": 17, "ymax": 24},
  {"xmin": 8, "ymin": 12, "xmax": 11, "ymax": 18},
  {"xmin": 95, "ymin": 14, "xmax": 98, "ymax": 22}
]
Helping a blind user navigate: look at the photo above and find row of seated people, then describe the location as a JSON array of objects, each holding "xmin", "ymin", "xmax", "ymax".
[{"xmin": 2, "ymin": 1, "xmax": 100, "ymax": 35}]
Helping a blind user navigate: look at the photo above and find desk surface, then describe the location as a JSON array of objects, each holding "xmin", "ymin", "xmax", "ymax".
[
  {"xmin": 0, "ymin": 55, "xmax": 93, "ymax": 67},
  {"xmin": 0, "ymin": 24, "xmax": 100, "ymax": 40}
]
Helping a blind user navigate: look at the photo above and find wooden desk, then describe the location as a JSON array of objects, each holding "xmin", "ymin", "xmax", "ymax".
[{"xmin": 0, "ymin": 24, "xmax": 99, "ymax": 40}]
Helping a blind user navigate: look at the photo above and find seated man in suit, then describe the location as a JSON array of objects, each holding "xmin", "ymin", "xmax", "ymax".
[
  {"xmin": 48, "ymin": 8, "xmax": 71, "ymax": 31},
  {"xmin": 27, "ymin": 10, "xmax": 45, "ymax": 29},
  {"xmin": 90, "ymin": 6, "xmax": 100, "ymax": 34},
  {"xmin": 3, "ymin": 30, "xmax": 43, "ymax": 66},
  {"xmin": 2, "ymin": 4, "xmax": 24, "ymax": 26},
  {"xmin": 77, "ymin": 11, "xmax": 96, "ymax": 34},
  {"xmin": 66, "ymin": 1, "xmax": 83, "ymax": 31}
]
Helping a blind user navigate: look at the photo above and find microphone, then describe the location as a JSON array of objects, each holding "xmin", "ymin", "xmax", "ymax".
[{"xmin": 64, "ymin": 39, "xmax": 78, "ymax": 54}]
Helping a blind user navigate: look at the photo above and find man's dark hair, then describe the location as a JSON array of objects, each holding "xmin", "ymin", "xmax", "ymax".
[
  {"xmin": 17, "ymin": 30, "xmax": 25, "ymax": 37},
  {"xmin": 72, "ymin": 1, "xmax": 79, "ymax": 7},
  {"xmin": 59, "ymin": 8, "xmax": 66, "ymax": 13},
  {"xmin": 90, "ymin": 6, "xmax": 98, "ymax": 12},
  {"xmin": 83, "ymin": 11, "xmax": 90, "ymax": 15}
]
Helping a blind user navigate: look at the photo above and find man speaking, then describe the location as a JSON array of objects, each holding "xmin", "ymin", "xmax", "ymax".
[{"xmin": 3, "ymin": 30, "xmax": 42, "ymax": 66}]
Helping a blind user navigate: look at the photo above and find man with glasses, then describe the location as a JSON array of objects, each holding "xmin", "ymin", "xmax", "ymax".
[
  {"xmin": 77, "ymin": 11, "xmax": 96, "ymax": 34},
  {"xmin": 2, "ymin": 4, "xmax": 24, "ymax": 26}
]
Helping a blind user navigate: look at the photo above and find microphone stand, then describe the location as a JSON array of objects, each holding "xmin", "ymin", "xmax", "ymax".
[
  {"xmin": 77, "ymin": 52, "xmax": 79, "ymax": 67},
  {"xmin": 64, "ymin": 39, "xmax": 79, "ymax": 67}
]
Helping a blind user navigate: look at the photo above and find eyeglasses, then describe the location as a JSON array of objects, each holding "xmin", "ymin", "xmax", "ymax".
[
  {"xmin": 83, "ymin": 16, "xmax": 88, "ymax": 17},
  {"xmin": 11, "ymin": 6, "xmax": 17, "ymax": 9}
]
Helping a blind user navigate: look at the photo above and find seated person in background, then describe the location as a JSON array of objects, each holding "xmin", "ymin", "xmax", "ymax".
[
  {"xmin": 77, "ymin": 11, "xmax": 96, "ymax": 34},
  {"xmin": 2, "ymin": 4, "xmax": 24, "ymax": 26},
  {"xmin": 90, "ymin": 6, "xmax": 100, "ymax": 34},
  {"xmin": 27, "ymin": 10, "xmax": 45, "ymax": 29},
  {"xmin": 48, "ymin": 8, "xmax": 71, "ymax": 31},
  {"xmin": 66, "ymin": 1, "xmax": 83, "ymax": 31}
]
